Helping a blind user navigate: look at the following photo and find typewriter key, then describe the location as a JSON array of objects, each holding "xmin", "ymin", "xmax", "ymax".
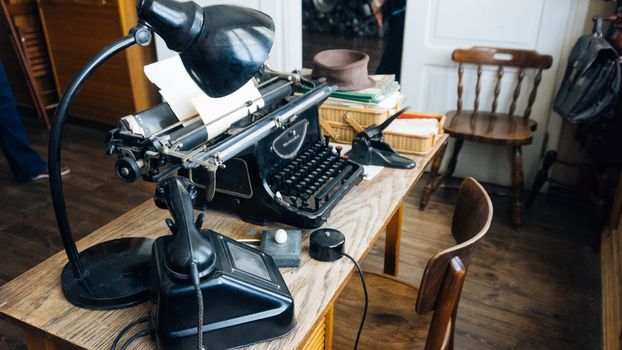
[{"xmin": 284, "ymin": 179, "xmax": 294, "ymax": 193}]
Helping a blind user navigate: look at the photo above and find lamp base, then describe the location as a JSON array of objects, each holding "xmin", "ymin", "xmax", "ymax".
[{"xmin": 61, "ymin": 237, "xmax": 154, "ymax": 309}]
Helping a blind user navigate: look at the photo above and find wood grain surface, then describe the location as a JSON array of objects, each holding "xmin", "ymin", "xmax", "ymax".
[
  {"xmin": 38, "ymin": 0, "xmax": 157, "ymax": 125},
  {"xmin": 601, "ymin": 227, "xmax": 621, "ymax": 350},
  {"xmin": 601, "ymin": 171, "xmax": 622, "ymax": 350},
  {"xmin": 0, "ymin": 135, "xmax": 447, "ymax": 349}
]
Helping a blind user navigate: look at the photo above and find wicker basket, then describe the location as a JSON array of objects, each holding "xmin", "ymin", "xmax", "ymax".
[
  {"xmin": 320, "ymin": 111, "xmax": 445, "ymax": 155},
  {"xmin": 319, "ymin": 103, "xmax": 401, "ymax": 127}
]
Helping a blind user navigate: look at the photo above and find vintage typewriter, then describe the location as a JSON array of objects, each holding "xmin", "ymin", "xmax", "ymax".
[{"xmin": 106, "ymin": 69, "xmax": 364, "ymax": 228}]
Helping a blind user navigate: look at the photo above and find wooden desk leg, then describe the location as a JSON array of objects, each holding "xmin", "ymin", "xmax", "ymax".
[
  {"xmin": 324, "ymin": 304, "xmax": 334, "ymax": 350},
  {"xmin": 384, "ymin": 203, "xmax": 403, "ymax": 276},
  {"xmin": 300, "ymin": 303, "xmax": 335, "ymax": 350},
  {"xmin": 420, "ymin": 139, "xmax": 448, "ymax": 210},
  {"xmin": 25, "ymin": 330, "xmax": 65, "ymax": 350}
]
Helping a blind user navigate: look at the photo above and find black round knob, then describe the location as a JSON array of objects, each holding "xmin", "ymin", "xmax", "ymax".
[
  {"xmin": 309, "ymin": 228, "xmax": 345, "ymax": 262},
  {"xmin": 115, "ymin": 157, "xmax": 141, "ymax": 183}
]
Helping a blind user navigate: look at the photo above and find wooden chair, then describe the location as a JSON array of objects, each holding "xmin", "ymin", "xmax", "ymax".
[
  {"xmin": 419, "ymin": 47, "xmax": 552, "ymax": 228},
  {"xmin": 333, "ymin": 177, "xmax": 493, "ymax": 350},
  {"xmin": 1, "ymin": 0, "xmax": 58, "ymax": 128}
]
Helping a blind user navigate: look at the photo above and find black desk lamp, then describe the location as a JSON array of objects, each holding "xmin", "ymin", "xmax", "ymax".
[{"xmin": 48, "ymin": 0, "xmax": 275, "ymax": 309}]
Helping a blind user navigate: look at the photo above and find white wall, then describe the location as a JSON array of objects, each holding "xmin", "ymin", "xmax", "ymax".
[{"xmin": 154, "ymin": 0, "xmax": 302, "ymax": 72}]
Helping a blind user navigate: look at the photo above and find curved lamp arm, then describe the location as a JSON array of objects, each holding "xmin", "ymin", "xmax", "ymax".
[{"xmin": 48, "ymin": 25, "xmax": 152, "ymax": 279}]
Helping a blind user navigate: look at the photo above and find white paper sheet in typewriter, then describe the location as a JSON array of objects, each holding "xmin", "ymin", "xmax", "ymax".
[{"xmin": 144, "ymin": 55, "xmax": 264, "ymax": 140}]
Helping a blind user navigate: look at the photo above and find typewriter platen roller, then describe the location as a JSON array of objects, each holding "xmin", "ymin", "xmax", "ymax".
[{"xmin": 107, "ymin": 70, "xmax": 363, "ymax": 228}]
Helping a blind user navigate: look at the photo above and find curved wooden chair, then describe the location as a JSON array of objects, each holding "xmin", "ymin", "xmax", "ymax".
[
  {"xmin": 334, "ymin": 177, "xmax": 493, "ymax": 350},
  {"xmin": 419, "ymin": 47, "xmax": 552, "ymax": 228}
]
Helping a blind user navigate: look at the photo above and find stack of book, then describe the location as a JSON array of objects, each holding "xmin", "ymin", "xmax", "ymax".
[{"xmin": 299, "ymin": 73, "xmax": 403, "ymax": 111}]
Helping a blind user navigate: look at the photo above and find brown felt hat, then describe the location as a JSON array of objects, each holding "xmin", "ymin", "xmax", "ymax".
[{"xmin": 311, "ymin": 49, "xmax": 374, "ymax": 91}]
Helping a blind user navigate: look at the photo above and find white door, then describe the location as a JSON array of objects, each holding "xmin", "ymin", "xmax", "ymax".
[{"xmin": 400, "ymin": 0, "xmax": 584, "ymax": 187}]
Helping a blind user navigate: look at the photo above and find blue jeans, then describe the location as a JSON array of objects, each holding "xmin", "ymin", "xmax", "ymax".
[{"xmin": 0, "ymin": 62, "xmax": 47, "ymax": 182}]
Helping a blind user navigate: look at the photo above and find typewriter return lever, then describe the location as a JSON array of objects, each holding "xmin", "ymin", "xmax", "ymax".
[
  {"xmin": 200, "ymin": 158, "xmax": 222, "ymax": 203},
  {"xmin": 204, "ymin": 167, "xmax": 217, "ymax": 202},
  {"xmin": 346, "ymin": 107, "xmax": 416, "ymax": 169}
]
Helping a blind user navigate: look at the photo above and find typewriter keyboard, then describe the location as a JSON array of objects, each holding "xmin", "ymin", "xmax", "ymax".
[{"xmin": 268, "ymin": 140, "xmax": 358, "ymax": 211}]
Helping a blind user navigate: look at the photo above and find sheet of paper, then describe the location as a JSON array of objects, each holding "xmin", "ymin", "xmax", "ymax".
[
  {"xmin": 144, "ymin": 55, "xmax": 203, "ymax": 121},
  {"xmin": 144, "ymin": 55, "xmax": 265, "ymax": 139},
  {"xmin": 385, "ymin": 118, "xmax": 439, "ymax": 137},
  {"xmin": 363, "ymin": 165, "xmax": 384, "ymax": 181},
  {"xmin": 158, "ymin": 88, "xmax": 198, "ymax": 123},
  {"xmin": 191, "ymin": 79, "xmax": 265, "ymax": 140}
]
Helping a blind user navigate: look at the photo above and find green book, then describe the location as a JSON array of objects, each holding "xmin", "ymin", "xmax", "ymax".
[{"xmin": 298, "ymin": 75, "xmax": 399, "ymax": 104}]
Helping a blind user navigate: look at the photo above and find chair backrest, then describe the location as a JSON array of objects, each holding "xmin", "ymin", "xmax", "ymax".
[
  {"xmin": 453, "ymin": 47, "xmax": 552, "ymax": 119},
  {"xmin": 415, "ymin": 177, "xmax": 493, "ymax": 350}
]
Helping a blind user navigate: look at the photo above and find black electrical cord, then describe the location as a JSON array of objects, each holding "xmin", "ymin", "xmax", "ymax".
[
  {"xmin": 341, "ymin": 253, "xmax": 368, "ymax": 350},
  {"xmin": 120, "ymin": 329, "xmax": 150, "ymax": 350},
  {"xmin": 190, "ymin": 262, "xmax": 204, "ymax": 350},
  {"xmin": 110, "ymin": 316, "xmax": 149, "ymax": 350}
]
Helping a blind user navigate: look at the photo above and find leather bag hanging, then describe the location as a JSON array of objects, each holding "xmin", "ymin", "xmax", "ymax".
[{"xmin": 554, "ymin": 22, "xmax": 620, "ymax": 123}]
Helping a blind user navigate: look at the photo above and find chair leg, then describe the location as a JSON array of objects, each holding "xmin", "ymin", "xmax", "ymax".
[
  {"xmin": 443, "ymin": 138, "xmax": 464, "ymax": 181},
  {"xmin": 512, "ymin": 146, "xmax": 523, "ymax": 229},
  {"xmin": 526, "ymin": 150, "xmax": 557, "ymax": 209},
  {"xmin": 420, "ymin": 139, "xmax": 448, "ymax": 210}
]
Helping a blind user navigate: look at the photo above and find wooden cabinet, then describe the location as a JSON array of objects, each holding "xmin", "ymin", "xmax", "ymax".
[
  {"xmin": 601, "ymin": 171, "xmax": 622, "ymax": 350},
  {"xmin": 38, "ymin": 0, "xmax": 157, "ymax": 125}
]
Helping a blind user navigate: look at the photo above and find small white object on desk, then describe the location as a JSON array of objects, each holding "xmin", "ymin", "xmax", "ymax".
[
  {"xmin": 363, "ymin": 165, "xmax": 384, "ymax": 181},
  {"xmin": 274, "ymin": 229, "xmax": 288, "ymax": 245}
]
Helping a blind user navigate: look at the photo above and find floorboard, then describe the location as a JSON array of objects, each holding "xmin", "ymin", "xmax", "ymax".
[{"xmin": 0, "ymin": 117, "xmax": 600, "ymax": 349}]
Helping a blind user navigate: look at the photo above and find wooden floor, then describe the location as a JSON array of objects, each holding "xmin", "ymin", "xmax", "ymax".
[{"xmin": 0, "ymin": 118, "xmax": 600, "ymax": 349}]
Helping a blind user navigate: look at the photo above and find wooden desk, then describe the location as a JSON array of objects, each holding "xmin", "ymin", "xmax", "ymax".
[{"xmin": 0, "ymin": 135, "xmax": 448, "ymax": 350}]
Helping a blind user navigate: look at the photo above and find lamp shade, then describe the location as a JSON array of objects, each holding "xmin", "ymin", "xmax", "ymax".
[{"xmin": 137, "ymin": 0, "xmax": 275, "ymax": 97}]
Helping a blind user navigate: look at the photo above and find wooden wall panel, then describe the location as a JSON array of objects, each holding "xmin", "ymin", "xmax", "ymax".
[
  {"xmin": 601, "ymin": 171, "xmax": 622, "ymax": 350},
  {"xmin": 38, "ymin": 0, "xmax": 156, "ymax": 125}
]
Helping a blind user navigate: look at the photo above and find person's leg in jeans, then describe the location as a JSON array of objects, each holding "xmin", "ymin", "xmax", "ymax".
[{"xmin": 0, "ymin": 61, "xmax": 47, "ymax": 183}]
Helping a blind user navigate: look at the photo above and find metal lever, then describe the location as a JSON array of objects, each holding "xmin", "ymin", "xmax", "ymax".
[{"xmin": 361, "ymin": 106, "xmax": 409, "ymax": 139}]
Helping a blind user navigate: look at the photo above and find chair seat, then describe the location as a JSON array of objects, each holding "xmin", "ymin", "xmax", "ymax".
[
  {"xmin": 445, "ymin": 110, "xmax": 537, "ymax": 145},
  {"xmin": 333, "ymin": 271, "xmax": 432, "ymax": 350}
]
